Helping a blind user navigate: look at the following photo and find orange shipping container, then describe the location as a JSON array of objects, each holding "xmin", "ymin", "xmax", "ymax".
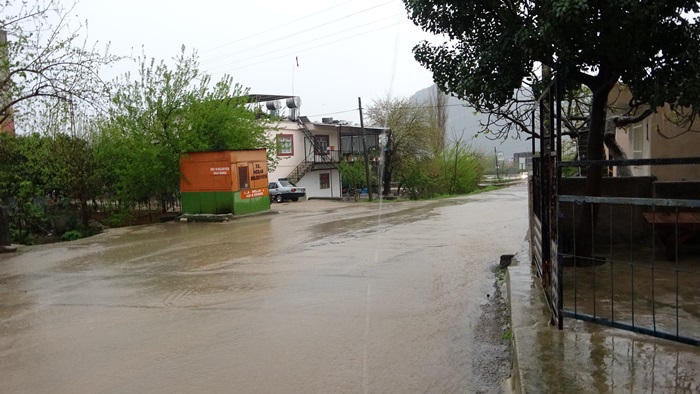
[{"xmin": 180, "ymin": 150, "xmax": 268, "ymax": 192}]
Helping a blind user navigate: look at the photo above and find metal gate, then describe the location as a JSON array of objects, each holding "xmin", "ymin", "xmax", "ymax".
[
  {"xmin": 530, "ymin": 76, "xmax": 563, "ymax": 329},
  {"xmin": 529, "ymin": 77, "xmax": 700, "ymax": 346}
]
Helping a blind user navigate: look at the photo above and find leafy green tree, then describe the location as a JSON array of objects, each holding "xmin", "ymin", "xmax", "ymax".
[
  {"xmin": 398, "ymin": 143, "xmax": 482, "ymax": 200},
  {"xmin": 0, "ymin": 133, "xmax": 54, "ymax": 243},
  {"xmin": 440, "ymin": 141, "xmax": 482, "ymax": 195},
  {"xmin": 0, "ymin": 0, "xmax": 118, "ymax": 247},
  {"xmin": 366, "ymin": 96, "xmax": 434, "ymax": 195},
  {"xmin": 52, "ymin": 132, "xmax": 101, "ymax": 228},
  {"xmin": 101, "ymin": 47, "xmax": 275, "ymax": 211},
  {"xmin": 404, "ymin": 0, "xmax": 700, "ymax": 256},
  {"xmin": 0, "ymin": 121, "xmax": 102, "ymax": 243},
  {"xmin": 366, "ymin": 94, "xmax": 483, "ymax": 199},
  {"xmin": 339, "ymin": 161, "xmax": 365, "ymax": 201},
  {"xmin": 398, "ymin": 158, "xmax": 431, "ymax": 200}
]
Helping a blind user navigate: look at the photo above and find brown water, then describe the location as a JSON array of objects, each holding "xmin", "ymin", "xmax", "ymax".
[{"xmin": 0, "ymin": 185, "xmax": 529, "ymax": 393}]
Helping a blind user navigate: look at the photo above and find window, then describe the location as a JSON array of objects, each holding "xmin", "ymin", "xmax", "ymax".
[
  {"xmin": 276, "ymin": 134, "xmax": 294, "ymax": 156},
  {"xmin": 631, "ymin": 124, "xmax": 644, "ymax": 159},
  {"xmin": 239, "ymin": 166, "xmax": 249, "ymax": 190},
  {"xmin": 315, "ymin": 135, "xmax": 329, "ymax": 155},
  {"xmin": 320, "ymin": 173, "xmax": 330, "ymax": 189}
]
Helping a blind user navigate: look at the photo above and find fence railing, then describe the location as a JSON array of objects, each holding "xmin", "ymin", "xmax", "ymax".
[{"xmin": 558, "ymin": 191, "xmax": 700, "ymax": 346}]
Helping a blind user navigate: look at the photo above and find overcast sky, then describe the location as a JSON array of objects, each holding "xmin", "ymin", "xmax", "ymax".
[{"xmin": 73, "ymin": 0, "xmax": 441, "ymax": 125}]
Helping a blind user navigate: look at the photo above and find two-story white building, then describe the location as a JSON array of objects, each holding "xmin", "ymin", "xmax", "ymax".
[{"xmin": 252, "ymin": 94, "xmax": 387, "ymax": 199}]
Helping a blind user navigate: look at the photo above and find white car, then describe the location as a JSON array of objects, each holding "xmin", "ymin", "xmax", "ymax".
[{"xmin": 268, "ymin": 179, "xmax": 306, "ymax": 203}]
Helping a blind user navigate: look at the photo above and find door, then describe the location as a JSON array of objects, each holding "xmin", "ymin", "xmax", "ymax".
[{"xmin": 314, "ymin": 135, "xmax": 329, "ymax": 155}]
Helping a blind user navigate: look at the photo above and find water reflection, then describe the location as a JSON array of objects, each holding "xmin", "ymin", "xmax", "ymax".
[{"xmin": 532, "ymin": 320, "xmax": 700, "ymax": 393}]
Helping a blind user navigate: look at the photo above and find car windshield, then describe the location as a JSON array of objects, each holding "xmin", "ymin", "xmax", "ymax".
[{"xmin": 279, "ymin": 181, "xmax": 294, "ymax": 187}]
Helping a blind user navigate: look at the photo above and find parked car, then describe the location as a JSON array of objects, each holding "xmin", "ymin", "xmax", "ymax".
[{"xmin": 268, "ymin": 179, "xmax": 306, "ymax": 203}]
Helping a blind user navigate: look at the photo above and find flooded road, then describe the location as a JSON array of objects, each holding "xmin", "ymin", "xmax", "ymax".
[{"xmin": 0, "ymin": 184, "xmax": 528, "ymax": 393}]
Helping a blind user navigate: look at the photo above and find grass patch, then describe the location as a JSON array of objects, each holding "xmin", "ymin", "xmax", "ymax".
[
  {"xmin": 491, "ymin": 263, "xmax": 507, "ymax": 281},
  {"xmin": 502, "ymin": 328, "xmax": 512, "ymax": 340}
]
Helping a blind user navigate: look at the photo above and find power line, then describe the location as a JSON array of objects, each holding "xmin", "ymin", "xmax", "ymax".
[
  {"xmin": 201, "ymin": 0, "xmax": 395, "ymax": 65},
  {"xmin": 280, "ymin": 103, "xmax": 477, "ymax": 122},
  {"xmin": 305, "ymin": 108, "xmax": 358, "ymax": 117},
  {"xmin": 205, "ymin": 14, "xmax": 402, "ymax": 71},
  {"xmin": 200, "ymin": 1, "xmax": 353, "ymax": 55},
  {"xmin": 210, "ymin": 20, "xmax": 407, "ymax": 73}
]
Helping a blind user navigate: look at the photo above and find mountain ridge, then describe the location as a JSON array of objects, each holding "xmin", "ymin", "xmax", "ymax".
[{"xmin": 410, "ymin": 84, "xmax": 531, "ymax": 160}]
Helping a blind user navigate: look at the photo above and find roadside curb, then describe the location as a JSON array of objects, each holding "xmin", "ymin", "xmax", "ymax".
[
  {"xmin": 178, "ymin": 209, "xmax": 277, "ymax": 222},
  {"xmin": 505, "ymin": 240, "xmax": 548, "ymax": 394}
]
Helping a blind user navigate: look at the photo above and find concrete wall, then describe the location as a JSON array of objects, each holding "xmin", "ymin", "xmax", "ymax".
[{"xmin": 297, "ymin": 169, "xmax": 342, "ymax": 199}]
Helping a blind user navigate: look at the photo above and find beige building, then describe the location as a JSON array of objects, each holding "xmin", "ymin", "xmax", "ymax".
[{"xmin": 610, "ymin": 85, "xmax": 700, "ymax": 181}]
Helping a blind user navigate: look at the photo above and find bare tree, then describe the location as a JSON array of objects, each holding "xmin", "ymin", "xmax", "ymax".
[
  {"xmin": 366, "ymin": 96, "xmax": 433, "ymax": 195},
  {"xmin": 473, "ymin": 70, "xmax": 591, "ymax": 144},
  {"xmin": 426, "ymin": 85, "xmax": 447, "ymax": 154},
  {"xmin": 0, "ymin": 0, "xmax": 119, "ymax": 128}
]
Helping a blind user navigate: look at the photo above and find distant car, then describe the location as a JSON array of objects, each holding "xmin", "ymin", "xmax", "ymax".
[{"xmin": 268, "ymin": 179, "xmax": 306, "ymax": 203}]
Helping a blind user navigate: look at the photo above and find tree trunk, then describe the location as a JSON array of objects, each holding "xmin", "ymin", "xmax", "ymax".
[
  {"xmin": 0, "ymin": 205, "xmax": 16, "ymax": 252},
  {"xmin": 80, "ymin": 198, "xmax": 90, "ymax": 229},
  {"xmin": 0, "ymin": 206, "xmax": 10, "ymax": 246},
  {"xmin": 603, "ymin": 127, "xmax": 632, "ymax": 177},
  {"xmin": 382, "ymin": 150, "xmax": 393, "ymax": 196},
  {"xmin": 603, "ymin": 109, "xmax": 653, "ymax": 177},
  {"xmin": 575, "ymin": 84, "xmax": 613, "ymax": 262}
]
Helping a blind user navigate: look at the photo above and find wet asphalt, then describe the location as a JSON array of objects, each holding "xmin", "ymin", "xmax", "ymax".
[{"xmin": 0, "ymin": 184, "xmax": 529, "ymax": 393}]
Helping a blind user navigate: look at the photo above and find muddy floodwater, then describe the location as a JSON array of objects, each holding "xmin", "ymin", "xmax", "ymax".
[{"xmin": 0, "ymin": 184, "xmax": 528, "ymax": 393}]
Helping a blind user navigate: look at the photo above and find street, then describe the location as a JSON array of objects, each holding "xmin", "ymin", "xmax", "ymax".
[{"xmin": 0, "ymin": 184, "xmax": 528, "ymax": 393}]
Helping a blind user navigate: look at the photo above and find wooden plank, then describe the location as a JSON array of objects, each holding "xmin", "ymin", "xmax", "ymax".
[{"xmin": 643, "ymin": 212, "xmax": 700, "ymax": 224}]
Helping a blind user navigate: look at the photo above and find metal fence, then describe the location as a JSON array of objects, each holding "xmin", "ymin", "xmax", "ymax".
[
  {"xmin": 529, "ymin": 76, "xmax": 700, "ymax": 346},
  {"xmin": 557, "ymin": 159, "xmax": 700, "ymax": 346}
]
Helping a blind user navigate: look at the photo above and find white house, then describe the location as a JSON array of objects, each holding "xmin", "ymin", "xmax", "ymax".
[{"xmin": 251, "ymin": 94, "xmax": 387, "ymax": 199}]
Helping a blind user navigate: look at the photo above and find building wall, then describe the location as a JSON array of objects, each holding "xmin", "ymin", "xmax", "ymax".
[
  {"xmin": 297, "ymin": 169, "xmax": 342, "ymax": 198},
  {"xmin": 650, "ymin": 109, "xmax": 700, "ymax": 181},
  {"xmin": 267, "ymin": 120, "xmax": 344, "ymax": 198},
  {"xmin": 609, "ymin": 86, "xmax": 700, "ymax": 181},
  {"xmin": 613, "ymin": 121, "xmax": 652, "ymax": 177},
  {"xmin": 268, "ymin": 120, "xmax": 306, "ymax": 182}
]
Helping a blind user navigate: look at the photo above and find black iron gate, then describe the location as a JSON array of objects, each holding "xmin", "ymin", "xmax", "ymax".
[
  {"xmin": 530, "ymin": 76, "xmax": 563, "ymax": 329},
  {"xmin": 529, "ymin": 77, "xmax": 700, "ymax": 346}
]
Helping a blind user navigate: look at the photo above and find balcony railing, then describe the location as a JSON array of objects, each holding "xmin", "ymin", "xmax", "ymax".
[{"xmin": 307, "ymin": 150, "xmax": 340, "ymax": 163}]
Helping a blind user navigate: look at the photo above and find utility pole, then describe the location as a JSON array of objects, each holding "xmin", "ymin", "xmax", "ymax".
[
  {"xmin": 494, "ymin": 147, "xmax": 499, "ymax": 179},
  {"xmin": 358, "ymin": 97, "xmax": 372, "ymax": 201}
]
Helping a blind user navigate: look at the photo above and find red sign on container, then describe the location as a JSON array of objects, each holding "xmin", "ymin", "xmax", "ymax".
[{"xmin": 241, "ymin": 188, "xmax": 268, "ymax": 199}]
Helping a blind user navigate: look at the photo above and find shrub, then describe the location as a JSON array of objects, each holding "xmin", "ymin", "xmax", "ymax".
[
  {"xmin": 61, "ymin": 230, "xmax": 85, "ymax": 241},
  {"xmin": 103, "ymin": 210, "xmax": 135, "ymax": 228}
]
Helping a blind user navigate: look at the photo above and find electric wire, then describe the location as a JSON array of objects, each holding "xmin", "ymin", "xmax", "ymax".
[
  {"xmin": 206, "ymin": 13, "xmax": 403, "ymax": 72},
  {"xmin": 202, "ymin": 0, "xmax": 395, "ymax": 65},
  {"xmin": 209, "ymin": 20, "xmax": 407, "ymax": 74},
  {"xmin": 212, "ymin": 20, "xmax": 408, "ymax": 74},
  {"xmin": 199, "ymin": 1, "xmax": 353, "ymax": 55},
  {"xmin": 305, "ymin": 103, "xmax": 472, "ymax": 119}
]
